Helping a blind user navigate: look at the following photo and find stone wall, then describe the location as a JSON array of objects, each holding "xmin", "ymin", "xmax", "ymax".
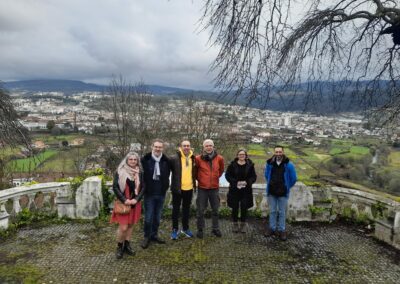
[{"xmin": 2, "ymin": 178, "xmax": 399, "ymax": 250}]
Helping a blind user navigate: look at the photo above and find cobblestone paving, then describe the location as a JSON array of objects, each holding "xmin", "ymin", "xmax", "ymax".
[{"xmin": 1, "ymin": 219, "xmax": 400, "ymax": 283}]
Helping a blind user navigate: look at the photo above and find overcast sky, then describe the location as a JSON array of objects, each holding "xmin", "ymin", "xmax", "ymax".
[{"xmin": 0, "ymin": 0, "xmax": 218, "ymax": 90}]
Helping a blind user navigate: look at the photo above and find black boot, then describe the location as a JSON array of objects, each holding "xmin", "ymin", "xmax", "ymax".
[
  {"xmin": 116, "ymin": 242, "xmax": 124, "ymax": 259},
  {"xmin": 124, "ymin": 240, "xmax": 135, "ymax": 256},
  {"xmin": 141, "ymin": 237, "xmax": 150, "ymax": 249}
]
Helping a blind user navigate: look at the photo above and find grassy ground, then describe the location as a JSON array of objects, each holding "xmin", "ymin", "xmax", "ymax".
[
  {"xmin": 37, "ymin": 147, "xmax": 92, "ymax": 173},
  {"xmin": 6, "ymin": 150, "xmax": 58, "ymax": 173},
  {"xmin": 389, "ymin": 150, "xmax": 400, "ymax": 167},
  {"xmin": 32, "ymin": 134, "xmax": 83, "ymax": 144}
]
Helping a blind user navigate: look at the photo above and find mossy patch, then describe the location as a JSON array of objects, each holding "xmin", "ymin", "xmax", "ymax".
[{"xmin": 0, "ymin": 264, "xmax": 44, "ymax": 284}]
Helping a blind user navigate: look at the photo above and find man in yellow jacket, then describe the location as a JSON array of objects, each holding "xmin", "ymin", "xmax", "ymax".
[{"xmin": 170, "ymin": 140, "xmax": 197, "ymax": 239}]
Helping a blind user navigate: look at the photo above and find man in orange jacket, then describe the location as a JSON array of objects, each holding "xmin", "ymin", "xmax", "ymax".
[{"xmin": 195, "ymin": 139, "xmax": 224, "ymax": 238}]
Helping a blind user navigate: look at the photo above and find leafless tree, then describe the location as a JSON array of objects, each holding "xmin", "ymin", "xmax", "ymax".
[
  {"xmin": 201, "ymin": 0, "xmax": 400, "ymax": 123},
  {"xmin": 0, "ymin": 84, "xmax": 31, "ymax": 189},
  {"xmin": 104, "ymin": 76, "xmax": 169, "ymax": 157},
  {"xmin": 0, "ymin": 84, "xmax": 30, "ymax": 147},
  {"xmin": 169, "ymin": 96, "xmax": 241, "ymax": 159}
]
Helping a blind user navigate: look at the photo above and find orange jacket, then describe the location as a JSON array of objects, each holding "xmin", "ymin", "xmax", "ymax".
[{"xmin": 195, "ymin": 153, "xmax": 224, "ymax": 189}]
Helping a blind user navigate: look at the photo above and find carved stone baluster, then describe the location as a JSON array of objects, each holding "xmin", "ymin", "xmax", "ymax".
[
  {"xmin": 0, "ymin": 201, "xmax": 10, "ymax": 229},
  {"xmin": 43, "ymin": 192, "xmax": 52, "ymax": 211},
  {"xmin": 28, "ymin": 193, "xmax": 37, "ymax": 210},
  {"xmin": 12, "ymin": 197, "xmax": 22, "ymax": 215},
  {"xmin": 260, "ymin": 193, "xmax": 268, "ymax": 218}
]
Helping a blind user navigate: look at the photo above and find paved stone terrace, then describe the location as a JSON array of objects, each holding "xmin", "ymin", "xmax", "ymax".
[{"xmin": 1, "ymin": 219, "xmax": 400, "ymax": 283}]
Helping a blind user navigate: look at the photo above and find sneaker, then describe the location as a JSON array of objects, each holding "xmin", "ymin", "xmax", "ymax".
[
  {"xmin": 212, "ymin": 229, "xmax": 222, "ymax": 238},
  {"xmin": 196, "ymin": 230, "xmax": 204, "ymax": 239},
  {"xmin": 171, "ymin": 229, "xmax": 179, "ymax": 240},
  {"xmin": 181, "ymin": 229, "xmax": 193, "ymax": 238}
]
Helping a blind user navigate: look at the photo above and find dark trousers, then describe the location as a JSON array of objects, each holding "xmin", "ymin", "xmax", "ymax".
[
  {"xmin": 232, "ymin": 202, "xmax": 247, "ymax": 223},
  {"xmin": 144, "ymin": 194, "xmax": 165, "ymax": 239},
  {"xmin": 172, "ymin": 190, "xmax": 193, "ymax": 230},
  {"xmin": 196, "ymin": 188, "xmax": 220, "ymax": 231}
]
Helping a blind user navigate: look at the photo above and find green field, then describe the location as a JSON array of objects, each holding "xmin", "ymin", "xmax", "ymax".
[
  {"xmin": 0, "ymin": 147, "xmax": 21, "ymax": 159},
  {"xmin": 350, "ymin": 146, "xmax": 370, "ymax": 155},
  {"xmin": 32, "ymin": 134, "xmax": 82, "ymax": 144},
  {"xmin": 7, "ymin": 150, "xmax": 58, "ymax": 172},
  {"xmin": 37, "ymin": 147, "xmax": 92, "ymax": 173},
  {"xmin": 389, "ymin": 151, "xmax": 400, "ymax": 167}
]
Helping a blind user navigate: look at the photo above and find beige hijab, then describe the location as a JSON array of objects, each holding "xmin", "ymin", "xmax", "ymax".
[{"xmin": 117, "ymin": 152, "xmax": 141, "ymax": 195}]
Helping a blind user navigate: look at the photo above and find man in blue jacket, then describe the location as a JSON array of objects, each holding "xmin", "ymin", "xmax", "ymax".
[{"xmin": 264, "ymin": 146, "xmax": 297, "ymax": 241}]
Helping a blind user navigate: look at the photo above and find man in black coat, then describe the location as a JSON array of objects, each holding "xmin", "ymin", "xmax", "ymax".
[
  {"xmin": 140, "ymin": 139, "xmax": 171, "ymax": 249},
  {"xmin": 170, "ymin": 140, "xmax": 196, "ymax": 240}
]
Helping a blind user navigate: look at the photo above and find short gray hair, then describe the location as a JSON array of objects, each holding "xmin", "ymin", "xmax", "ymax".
[{"xmin": 203, "ymin": 139, "xmax": 214, "ymax": 147}]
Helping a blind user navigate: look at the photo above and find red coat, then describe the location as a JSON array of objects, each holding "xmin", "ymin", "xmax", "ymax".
[{"xmin": 195, "ymin": 153, "xmax": 224, "ymax": 189}]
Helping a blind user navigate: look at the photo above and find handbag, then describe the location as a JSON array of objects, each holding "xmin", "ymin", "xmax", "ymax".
[{"xmin": 114, "ymin": 199, "xmax": 131, "ymax": 215}]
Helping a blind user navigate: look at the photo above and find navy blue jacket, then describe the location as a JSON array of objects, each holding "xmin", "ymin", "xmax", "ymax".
[{"xmin": 141, "ymin": 152, "xmax": 171, "ymax": 195}]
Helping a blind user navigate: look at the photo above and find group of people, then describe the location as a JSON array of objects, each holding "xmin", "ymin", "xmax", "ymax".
[{"xmin": 110, "ymin": 138, "xmax": 297, "ymax": 259}]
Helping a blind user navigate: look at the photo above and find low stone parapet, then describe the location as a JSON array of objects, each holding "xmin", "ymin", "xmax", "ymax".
[{"xmin": 0, "ymin": 182, "xmax": 70, "ymax": 229}]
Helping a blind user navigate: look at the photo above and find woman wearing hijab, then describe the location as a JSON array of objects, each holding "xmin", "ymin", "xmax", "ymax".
[
  {"xmin": 225, "ymin": 149, "xmax": 257, "ymax": 233},
  {"xmin": 110, "ymin": 152, "xmax": 144, "ymax": 259}
]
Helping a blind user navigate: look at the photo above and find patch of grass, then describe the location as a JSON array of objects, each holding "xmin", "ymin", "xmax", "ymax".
[
  {"xmin": 309, "ymin": 205, "xmax": 329, "ymax": 215},
  {"xmin": 0, "ymin": 209, "xmax": 68, "ymax": 241},
  {"xmin": 247, "ymin": 144, "xmax": 267, "ymax": 156},
  {"xmin": 0, "ymin": 264, "xmax": 44, "ymax": 283},
  {"xmin": 37, "ymin": 146, "xmax": 95, "ymax": 173},
  {"xmin": 350, "ymin": 146, "xmax": 370, "ymax": 155},
  {"xmin": 32, "ymin": 133, "xmax": 81, "ymax": 144},
  {"xmin": 7, "ymin": 149, "xmax": 58, "ymax": 172},
  {"xmin": 313, "ymin": 153, "xmax": 331, "ymax": 161},
  {"xmin": 389, "ymin": 151, "xmax": 400, "ymax": 167},
  {"xmin": 329, "ymin": 147, "xmax": 349, "ymax": 155},
  {"xmin": 0, "ymin": 147, "xmax": 21, "ymax": 159}
]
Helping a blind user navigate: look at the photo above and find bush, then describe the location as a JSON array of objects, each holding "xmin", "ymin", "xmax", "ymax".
[{"xmin": 388, "ymin": 178, "xmax": 400, "ymax": 193}]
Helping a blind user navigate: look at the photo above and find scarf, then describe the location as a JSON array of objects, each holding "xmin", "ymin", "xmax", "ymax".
[
  {"xmin": 202, "ymin": 150, "xmax": 217, "ymax": 161},
  {"xmin": 118, "ymin": 164, "xmax": 140, "ymax": 195},
  {"xmin": 152, "ymin": 152, "xmax": 163, "ymax": 180}
]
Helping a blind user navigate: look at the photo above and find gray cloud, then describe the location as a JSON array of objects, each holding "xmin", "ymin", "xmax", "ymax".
[{"xmin": 0, "ymin": 0, "xmax": 217, "ymax": 89}]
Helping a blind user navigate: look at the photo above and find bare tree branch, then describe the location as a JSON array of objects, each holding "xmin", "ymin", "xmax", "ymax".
[{"xmin": 201, "ymin": 0, "xmax": 400, "ymax": 122}]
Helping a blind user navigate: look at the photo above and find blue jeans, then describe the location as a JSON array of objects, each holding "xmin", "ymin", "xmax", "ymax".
[
  {"xmin": 268, "ymin": 195, "xmax": 288, "ymax": 232},
  {"xmin": 144, "ymin": 194, "xmax": 165, "ymax": 238}
]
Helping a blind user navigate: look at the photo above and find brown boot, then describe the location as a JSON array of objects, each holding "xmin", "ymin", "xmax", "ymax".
[
  {"xmin": 263, "ymin": 227, "xmax": 275, "ymax": 238},
  {"xmin": 232, "ymin": 222, "xmax": 239, "ymax": 233},
  {"xmin": 279, "ymin": 231, "xmax": 287, "ymax": 241}
]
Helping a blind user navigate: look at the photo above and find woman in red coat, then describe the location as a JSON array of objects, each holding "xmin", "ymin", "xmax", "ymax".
[{"xmin": 110, "ymin": 152, "xmax": 144, "ymax": 259}]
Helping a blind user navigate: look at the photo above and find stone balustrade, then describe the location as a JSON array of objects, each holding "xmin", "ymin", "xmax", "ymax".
[
  {"xmin": 0, "ymin": 176, "xmax": 103, "ymax": 229},
  {"xmin": 2, "ymin": 178, "xmax": 399, "ymax": 250},
  {"xmin": 0, "ymin": 182, "xmax": 70, "ymax": 229}
]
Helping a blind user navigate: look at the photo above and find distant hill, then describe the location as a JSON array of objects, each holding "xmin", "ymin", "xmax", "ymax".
[
  {"xmin": 3, "ymin": 79, "xmax": 393, "ymax": 114},
  {"xmin": 3, "ymin": 79, "xmax": 203, "ymax": 96},
  {"xmin": 4, "ymin": 79, "xmax": 105, "ymax": 94}
]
